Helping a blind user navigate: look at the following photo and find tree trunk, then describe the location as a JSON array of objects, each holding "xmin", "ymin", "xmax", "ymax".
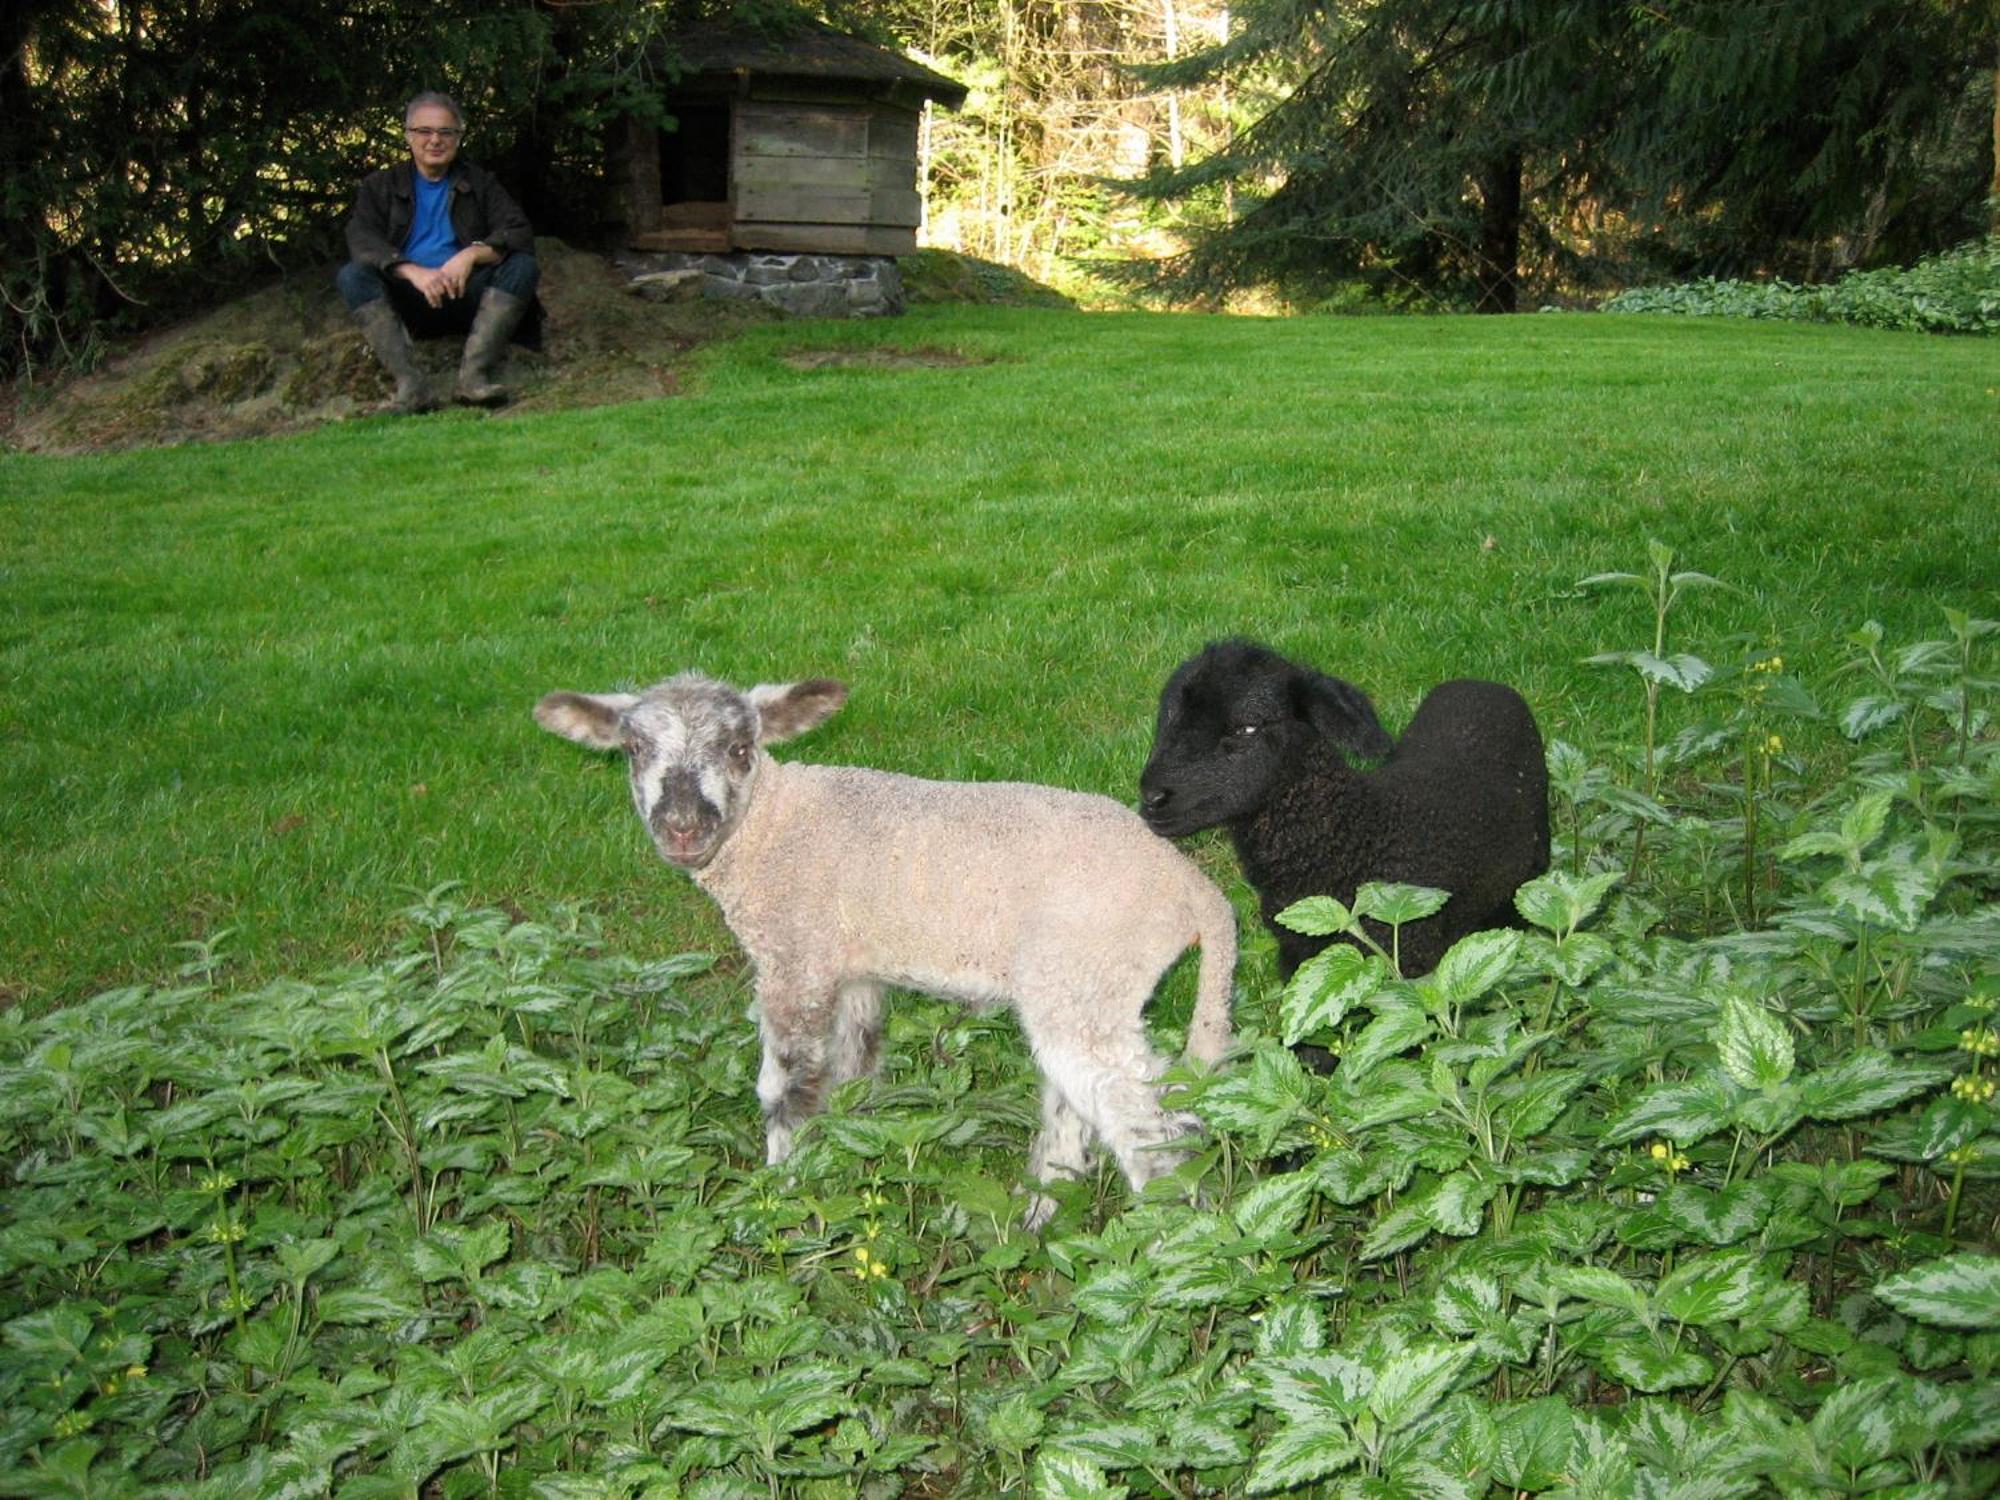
[{"xmin": 1473, "ymin": 148, "xmax": 1523, "ymax": 313}]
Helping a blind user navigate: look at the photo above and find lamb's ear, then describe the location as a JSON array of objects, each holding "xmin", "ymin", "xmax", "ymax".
[
  {"xmin": 534, "ymin": 691, "xmax": 638, "ymax": 750},
  {"xmin": 748, "ymin": 678, "xmax": 848, "ymax": 744},
  {"xmin": 1294, "ymin": 672, "xmax": 1394, "ymax": 759}
]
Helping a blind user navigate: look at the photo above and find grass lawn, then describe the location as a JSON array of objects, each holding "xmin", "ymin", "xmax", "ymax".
[
  {"xmin": 2, "ymin": 304, "xmax": 1998, "ymax": 1496},
  {"xmin": 5, "ymin": 305, "xmax": 1993, "ymax": 1005}
]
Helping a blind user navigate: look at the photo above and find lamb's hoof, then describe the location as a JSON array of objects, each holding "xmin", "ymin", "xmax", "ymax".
[{"xmin": 1021, "ymin": 1192, "xmax": 1059, "ymax": 1233}]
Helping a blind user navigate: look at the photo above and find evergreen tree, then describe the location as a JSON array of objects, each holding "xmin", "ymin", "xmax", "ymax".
[
  {"xmin": 1621, "ymin": 0, "xmax": 1995, "ymax": 275},
  {"xmin": 1133, "ymin": 0, "xmax": 1995, "ymax": 306},
  {"xmin": 1131, "ymin": 0, "xmax": 1631, "ymax": 309}
]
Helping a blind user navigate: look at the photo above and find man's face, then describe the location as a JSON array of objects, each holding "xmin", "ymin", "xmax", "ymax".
[{"xmin": 405, "ymin": 103, "xmax": 462, "ymax": 180}]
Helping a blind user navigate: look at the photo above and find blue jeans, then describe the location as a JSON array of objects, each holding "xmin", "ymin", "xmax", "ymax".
[{"xmin": 336, "ymin": 253, "xmax": 539, "ymax": 339}]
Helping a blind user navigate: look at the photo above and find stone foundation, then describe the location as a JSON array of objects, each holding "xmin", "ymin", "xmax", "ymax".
[{"xmin": 617, "ymin": 251, "xmax": 905, "ymax": 318}]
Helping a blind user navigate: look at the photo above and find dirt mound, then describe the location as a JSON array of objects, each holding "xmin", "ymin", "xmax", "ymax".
[{"xmin": 2, "ymin": 245, "xmax": 1069, "ymax": 456}]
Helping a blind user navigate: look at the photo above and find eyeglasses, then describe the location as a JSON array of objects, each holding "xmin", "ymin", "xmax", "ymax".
[{"xmin": 406, "ymin": 126, "xmax": 462, "ymax": 140}]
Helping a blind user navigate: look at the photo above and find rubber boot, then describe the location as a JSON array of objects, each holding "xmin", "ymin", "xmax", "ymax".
[
  {"xmin": 456, "ymin": 288, "xmax": 528, "ymax": 406},
  {"xmin": 351, "ymin": 299, "xmax": 439, "ymax": 414}
]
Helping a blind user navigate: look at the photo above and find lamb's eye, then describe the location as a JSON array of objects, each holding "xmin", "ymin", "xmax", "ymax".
[
  {"xmin": 1229, "ymin": 723, "xmax": 1260, "ymax": 738},
  {"xmin": 727, "ymin": 739, "xmax": 754, "ymax": 769}
]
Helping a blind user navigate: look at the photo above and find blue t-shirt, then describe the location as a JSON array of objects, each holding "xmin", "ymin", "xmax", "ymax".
[{"xmin": 401, "ymin": 173, "xmax": 459, "ymax": 268}]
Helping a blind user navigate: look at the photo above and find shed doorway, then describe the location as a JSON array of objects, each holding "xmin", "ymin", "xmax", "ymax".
[
  {"xmin": 655, "ymin": 103, "xmax": 732, "ymax": 250},
  {"xmin": 661, "ymin": 104, "xmax": 730, "ymax": 204}
]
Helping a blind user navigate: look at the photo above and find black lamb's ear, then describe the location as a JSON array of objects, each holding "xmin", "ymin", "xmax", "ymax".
[{"xmin": 1295, "ymin": 671, "xmax": 1393, "ymax": 759}]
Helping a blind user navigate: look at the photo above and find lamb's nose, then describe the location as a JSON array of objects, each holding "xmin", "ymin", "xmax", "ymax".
[
  {"xmin": 653, "ymin": 807, "xmax": 702, "ymax": 843},
  {"xmin": 1141, "ymin": 785, "xmax": 1172, "ymax": 813}
]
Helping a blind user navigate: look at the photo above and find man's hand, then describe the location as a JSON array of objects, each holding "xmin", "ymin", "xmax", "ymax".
[
  {"xmin": 393, "ymin": 261, "xmax": 452, "ymax": 309},
  {"xmin": 436, "ymin": 247, "xmax": 488, "ymax": 300},
  {"xmin": 393, "ymin": 246, "xmax": 495, "ymax": 308}
]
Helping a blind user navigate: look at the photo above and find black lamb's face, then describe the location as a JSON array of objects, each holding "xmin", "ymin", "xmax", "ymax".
[{"xmin": 1139, "ymin": 643, "xmax": 1302, "ymax": 837}]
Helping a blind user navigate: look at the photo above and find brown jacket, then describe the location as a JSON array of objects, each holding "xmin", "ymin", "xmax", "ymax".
[{"xmin": 344, "ymin": 159, "xmax": 534, "ymax": 270}]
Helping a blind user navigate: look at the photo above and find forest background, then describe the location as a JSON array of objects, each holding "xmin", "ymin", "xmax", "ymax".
[{"xmin": 3, "ymin": 0, "xmax": 1997, "ymax": 380}]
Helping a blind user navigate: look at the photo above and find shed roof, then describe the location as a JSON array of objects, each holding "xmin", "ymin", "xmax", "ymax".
[{"xmin": 660, "ymin": 19, "xmax": 968, "ymax": 109}]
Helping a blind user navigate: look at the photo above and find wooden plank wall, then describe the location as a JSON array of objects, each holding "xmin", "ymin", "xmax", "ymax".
[{"xmin": 732, "ymin": 99, "xmax": 921, "ymax": 255}]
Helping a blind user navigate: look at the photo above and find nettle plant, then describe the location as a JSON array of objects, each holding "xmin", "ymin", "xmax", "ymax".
[{"xmin": 0, "ymin": 596, "xmax": 1996, "ymax": 1499}]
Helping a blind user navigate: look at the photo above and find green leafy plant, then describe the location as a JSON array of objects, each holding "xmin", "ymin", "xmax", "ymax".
[
  {"xmin": 1, "ymin": 604, "xmax": 1998, "ymax": 1494},
  {"xmin": 1604, "ymin": 237, "xmax": 2000, "ymax": 335},
  {"xmin": 1580, "ymin": 539, "xmax": 1730, "ymax": 874}
]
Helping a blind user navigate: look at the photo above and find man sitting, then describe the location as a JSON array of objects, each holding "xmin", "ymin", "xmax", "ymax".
[{"xmin": 337, "ymin": 91, "xmax": 540, "ymax": 412}]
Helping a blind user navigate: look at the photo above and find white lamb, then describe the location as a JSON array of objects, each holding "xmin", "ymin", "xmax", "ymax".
[{"xmin": 535, "ymin": 671, "xmax": 1236, "ymax": 1227}]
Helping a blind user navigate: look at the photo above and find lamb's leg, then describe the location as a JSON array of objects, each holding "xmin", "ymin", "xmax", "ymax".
[
  {"xmin": 1023, "ymin": 1082, "xmax": 1094, "ymax": 1231},
  {"xmin": 826, "ymin": 980, "xmax": 886, "ymax": 1088},
  {"xmin": 1071, "ymin": 1052, "xmax": 1195, "ymax": 1195},
  {"xmin": 1020, "ymin": 1008, "xmax": 1197, "ymax": 1206},
  {"xmin": 755, "ymin": 985, "xmax": 833, "ymax": 1166}
]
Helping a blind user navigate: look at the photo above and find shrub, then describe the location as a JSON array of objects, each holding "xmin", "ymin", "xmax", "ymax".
[{"xmin": 1602, "ymin": 237, "xmax": 2000, "ymax": 334}]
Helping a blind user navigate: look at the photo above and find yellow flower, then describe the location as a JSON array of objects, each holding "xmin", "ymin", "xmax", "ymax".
[
  {"xmin": 125, "ymin": 1364, "xmax": 147, "ymax": 1381},
  {"xmin": 1951, "ymin": 1076, "xmax": 1997, "ymax": 1104},
  {"xmin": 851, "ymin": 1244, "xmax": 892, "ymax": 1282},
  {"xmin": 1959, "ymin": 1028, "xmax": 2000, "ymax": 1057},
  {"xmin": 1764, "ymin": 734, "xmax": 1783, "ymax": 754}
]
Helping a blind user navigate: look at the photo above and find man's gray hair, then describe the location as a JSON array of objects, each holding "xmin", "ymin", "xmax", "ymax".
[{"xmin": 404, "ymin": 91, "xmax": 464, "ymax": 127}]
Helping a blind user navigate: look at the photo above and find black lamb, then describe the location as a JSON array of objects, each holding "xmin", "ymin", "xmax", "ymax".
[{"xmin": 1138, "ymin": 640, "xmax": 1551, "ymax": 980}]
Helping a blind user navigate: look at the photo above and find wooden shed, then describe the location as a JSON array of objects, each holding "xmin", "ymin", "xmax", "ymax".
[{"xmin": 613, "ymin": 20, "xmax": 968, "ymax": 257}]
